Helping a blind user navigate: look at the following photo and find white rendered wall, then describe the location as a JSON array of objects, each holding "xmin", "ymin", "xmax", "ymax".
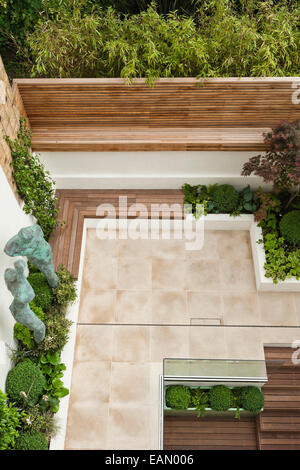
[
  {"xmin": 38, "ymin": 151, "xmax": 271, "ymax": 190},
  {"xmin": 0, "ymin": 165, "xmax": 34, "ymax": 390}
]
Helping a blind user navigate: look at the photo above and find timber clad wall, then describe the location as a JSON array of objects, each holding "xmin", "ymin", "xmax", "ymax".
[
  {"xmin": 15, "ymin": 77, "xmax": 300, "ymax": 152},
  {"xmin": 0, "ymin": 56, "xmax": 28, "ymax": 202}
]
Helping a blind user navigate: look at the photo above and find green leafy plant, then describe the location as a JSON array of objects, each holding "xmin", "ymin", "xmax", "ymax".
[
  {"xmin": 0, "ymin": 390, "xmax": 25, "ymax": 450},
  {"xmin": 279, "ymin": 210, "xmax": 300, "ymax": 247},
  {"xmin": 231, "ymin": 185, "xmax": 258, "ymax": 216},
  {"xmin": 28, "ymin": 273, "xmax": 54, "ymax": 311},
  {"xmin": 241, "ymin": 386, "xmax": 264, "ymax": 413},
  {"xmin": 53, "ymin": 265, "xmax": 77, "ymax": 306},
  {"xmin": 14, "ymin": 431, "xmax": 48, "ymax": 450},
  {"xmin": 231, "ymin": 387, "xmax": 244, "ymax": 420},
  {"xmin": 22, "ymin": 0, "xmax": 300, "ymax": 81},
  {"xmin": 166, "ymin": 385, "xmax": 191, "ymax": 410},
  {"xmin": 5, "ymin": 118, "xmax": 61, "ymax": 240},
  {"xmin": 14, "ymin": 302, "xmax": 44, "ymax": 349},
  {"xmin": 21, "ymin": 405, "xmax": 59, "ymax": 440},
  {"xmin": 14, "ymin": 323, "xmax": 35, "ymax": 350},
  {"xmin": 5, "ymin": 359, "xmax": 45, "ymax": 407},
  {"xmin": 209, "ymin": 385, "xmax": 233, "ymax": 411},
  {"xmin": 191, "ymin": 389, "xmax": 209, "ymax": 418},
  {"xmin": 38, "ymin": 352, "xmax": 69, "ymax": 413},
  {"xmin": 182, "ymin": 183, "xmax": 218, "ymax": 216},
  {"xmin": 211, "ymin": 184, "xmax": 239, "ymax": 214}
]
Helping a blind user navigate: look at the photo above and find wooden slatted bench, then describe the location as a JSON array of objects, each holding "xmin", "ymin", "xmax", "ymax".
[{"xmin": 14, "ymin": 77, "xmax": 300, "ymax": 152}]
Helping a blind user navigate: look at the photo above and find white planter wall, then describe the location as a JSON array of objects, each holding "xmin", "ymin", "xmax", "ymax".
[
  {"xmin": 0, "ymin": 166, "xmax": 35, "ymax": 391},
  {"xmin": 38, "ymin": 151, "xmax": 272, "ymax": 190}
]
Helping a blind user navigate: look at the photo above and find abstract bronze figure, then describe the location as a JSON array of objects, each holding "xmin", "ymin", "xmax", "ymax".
[
  {"xmin": 4, "ymin": 224, "xmax": 58, "ymax": 288},
  {"xmin": 4, "ymin": 259, "xmax": 45, "ymax": 344}
]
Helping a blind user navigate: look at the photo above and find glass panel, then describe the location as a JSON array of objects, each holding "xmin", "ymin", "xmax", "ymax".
[{"xmin": 164, "ymin": 358, "xmax": 268, "ymax": 381}]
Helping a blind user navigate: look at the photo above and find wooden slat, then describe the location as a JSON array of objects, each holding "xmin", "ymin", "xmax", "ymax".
[
  {"xmin": 14, "ymin": 77, "xmax": 300, "ymax": 151},
  {"xmin": 164, "ymin": 415, "xmax": 257, "ymax": 450},
  {"xmin": 50, "ymin": 189, "xmax": 185, "ymax": 277}
]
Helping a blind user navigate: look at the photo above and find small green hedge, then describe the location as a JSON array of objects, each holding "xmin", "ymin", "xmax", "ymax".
[
  {"xmin": 279, "ymin": 210, "xmax": 300, "ymax": 246},
  {"xmin": 27, "ymin": 273, "xmax": 53, "ymax": 311},
  {"xmin": 209, "ymin": 385, "xmax": 233, "ymax": 411},
  {"xmin": 165, "ymin": 385, "xmax": 264, "ymax": 417},
  {"xmin": 5, "ymin": 360, "xmax": 45, "ymax": 407},
  {"xmin": 14, "ymin": 431, "xmax": 48, "ymax": 450},
  {"xmin": 241, "ymin": 386, "xmax": 264, "ymax": 413},
  {"xmin": 211, "ymin": 185, "xmax": 239, "ymax": 214},
  {"xmin": 165, "ymin": 385, "xmax": 191, "ymax": 410}
]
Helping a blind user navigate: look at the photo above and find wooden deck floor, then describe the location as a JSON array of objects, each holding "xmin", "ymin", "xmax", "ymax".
[
  {"xmin": 164, "ymin": 347, "xmax": 300, "ymax": 450},
  {"xmin": 50, "ymin": 189, "xmax": 184, "ymax": 277},
  {"xmin": 164, "ymin": 415, "xmax": 257, "ymax": 450}
]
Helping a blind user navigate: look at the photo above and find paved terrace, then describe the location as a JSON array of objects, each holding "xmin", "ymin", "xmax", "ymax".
[{"xmin": 64, "ymin": 228, "xmax": 300, "ymax": 449}]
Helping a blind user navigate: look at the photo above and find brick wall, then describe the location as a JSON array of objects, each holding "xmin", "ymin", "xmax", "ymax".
[{"xmin": 0, "ymin": 55, "xmax": 29, "ymax": 203}]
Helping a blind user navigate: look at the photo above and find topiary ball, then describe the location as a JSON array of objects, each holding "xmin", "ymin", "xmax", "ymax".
[
  {"xmin": 212, "ymin": 184, "xmax": 239, "ymax": 213},
  {"xmin": 27, "ymin": 273, "xmax": 53, "ymax": 311},
  {"xmin": 279, "ymin": 210, "xmax": 300, "ymax": 246},
  {"xmin": 14, "ymin": 431, "xmax": 48, "ymax": 450},
  {"xmin": 209, "ymin": 385, "xmax": 233, "ymax": 411},
  {"xmin": 241, "ymin": 386, "xmax": 264, "ymax": 413},
  {"xmin": 166, "ymin": 385, "xmax": 191, "ymax": 410},
  {"xmin": 5, "ymin": 360, "xmax": 45, "ymax": 407}
]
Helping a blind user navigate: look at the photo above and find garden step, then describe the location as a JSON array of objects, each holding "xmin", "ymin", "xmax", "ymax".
[{"xmin": 259, "ymin": 414, "xmax": 300, "ymax": 432}]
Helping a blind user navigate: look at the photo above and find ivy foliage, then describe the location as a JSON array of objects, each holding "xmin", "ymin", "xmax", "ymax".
[{"xmin": 5, "ymin": 117, "xmax": 60, "ymax": 240}]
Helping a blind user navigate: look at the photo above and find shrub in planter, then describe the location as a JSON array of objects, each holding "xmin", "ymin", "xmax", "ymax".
[
  {"xmin": 241, "ymin": 386, "xmax": 264, "ymax": 413},
  {"xmin": 166, "ymin": 385, "xmax": 191, "ymax": 410},
  {"xmin": 21, "ymin": 405, "xmax": 59, "ymax": 440},
  {"xmin": 53, "ymin": 265, "xmax": 77, "ymax": 306},
  {"xmin": 14, "ymin": 323, "xmax": 35, "ymax": 350},
  {"xmin": 0, "ymin": 390, "xmax": 24, "ymax": 450},
  {"xmin": 14, "ymin": 431, "xmax": 48, "ymax": 450},
  {"xmin": 6, "ymin": 360, "xmax": 45, "ymax": 407},
  {"xmin": 27, "ymin": 273, "xmax": 53, "ymax": 311},
  {"xmin": 14, "ymin": 302, "xmax": 45, "ymax": 349},
  {"xmin": 279, "ymin": 210, "xmax": 300, "ymax": 246},
  {"xmin": 212, "ymin": 184, "xmax": 239, "ymax": 213},
  {"xmin": 209, "ymin": 385, "xmax": 233, "ymax": 411}
]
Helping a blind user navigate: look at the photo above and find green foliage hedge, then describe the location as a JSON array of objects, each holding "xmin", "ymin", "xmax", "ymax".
[
  {"xmin": 209, "ymin": 385, "xmax": 233, "ymax": 411},
  {"xmin": 14, "ymin": 431, "xmax": 48, "ymax": 450},
  {"xmin": 53, "ymin": 265, "xmax": 77, "ymax": 306},
  {"xmin": 211, "ymin": 184, "xmax": 239, "ymax": 214},
  {"xmin": 182, "ymin": 183, "xmax": 257, "ymax": 217},
  {"xmin": 166, "ymin": 385, "xmax": 264, "ymax": 417},
  {"xmin": 2, "ymin": 0, "xmax": 299, "ymax": 80},
  {"xmin": 27, "ymin": 273, "xmax": 54, "ymax": 311},
  {"xmin": 165, "ymin": 385, "xmax": 191, "ymax": 410},
  {"xmin": 279, "ymin": 210, "xmax": 300, "ymax": 246},
  {"xmin": 5, "ymin": 360, "xmax": 45, "ymax": 407},
  {"xmin": 0, "ymin": 390, "xmax": 23, "ymax": 450},
  {"xmin": 241, "ymin": 386, "xmax": 264, "ymax": 413}
]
